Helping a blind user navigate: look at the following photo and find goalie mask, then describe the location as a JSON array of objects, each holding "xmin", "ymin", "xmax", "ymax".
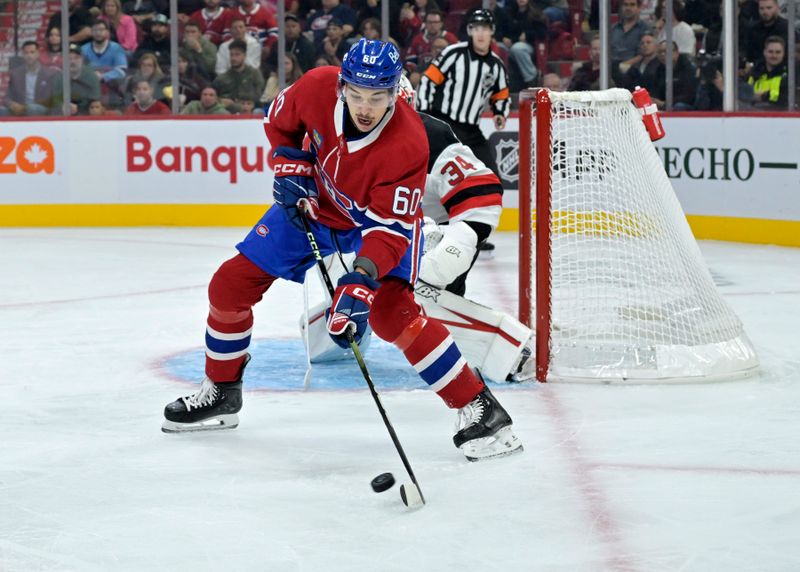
[{"xmin": 397, "ymin": 74, "xmax": 417, "ymax": 108}]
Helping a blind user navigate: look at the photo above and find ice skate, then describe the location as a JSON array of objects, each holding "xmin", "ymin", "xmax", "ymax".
[
  {"xmin": 162, "ymin": 356, "xmax": 249, "ymax": 433},
  {"xmin": 453, "ymin": 382, "xmax": 523, "ymax": 461}
]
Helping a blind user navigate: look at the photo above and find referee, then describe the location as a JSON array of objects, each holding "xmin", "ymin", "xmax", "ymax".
[{"xmin": 416, "ymin": 9, "xmax": 510, "ymax": 175}]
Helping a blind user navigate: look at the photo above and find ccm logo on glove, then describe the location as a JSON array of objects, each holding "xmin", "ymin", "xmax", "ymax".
[
  {"xmin": 273, "ymin": 163, "xmax": 313, "ymax": 176},
  {"xmin": 326, "ymin": 272, "xmax": 380, "ymax": 348}
]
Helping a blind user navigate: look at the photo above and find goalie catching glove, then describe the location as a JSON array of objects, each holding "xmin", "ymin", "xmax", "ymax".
[
  {"xmin": 418, "ymin": 220, "xmax": 479, "ymax": 288},
  {"xmin": 271, "ymin": 146, "xmax": 319, "ymax": 231},
  {"xmin": 326, "ymin": 271, "xmax": 380, "ymax": 348}
]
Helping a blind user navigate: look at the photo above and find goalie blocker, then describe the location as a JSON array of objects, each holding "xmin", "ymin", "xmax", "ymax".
[{"xmin": 301, "ymin": 252, "xmax": 534, "ymax": 382}]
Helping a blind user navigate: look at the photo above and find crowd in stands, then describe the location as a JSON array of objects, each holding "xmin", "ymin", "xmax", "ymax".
[{"xmin": 1, "ymin": 0, "xmax": 799, "ymax": 116}]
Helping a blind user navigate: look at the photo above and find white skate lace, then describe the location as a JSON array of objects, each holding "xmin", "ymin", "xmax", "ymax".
[
  {"xmin": 180, "ymin": 378, "xmax": 219, "ymax": 411},
  {"xmin": 456, "ymin": 396, "xmax": 485, "ymax": 431}
]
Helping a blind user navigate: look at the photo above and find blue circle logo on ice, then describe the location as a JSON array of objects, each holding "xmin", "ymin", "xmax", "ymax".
[{"xmin": 161, "ymin": 338, "xmax": 427, "ymax": 391}]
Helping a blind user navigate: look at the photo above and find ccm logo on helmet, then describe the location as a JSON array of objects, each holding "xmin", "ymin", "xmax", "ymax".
[{"xmin": 274, "ymin": 163, "xmax": 313, "ymax": 176}]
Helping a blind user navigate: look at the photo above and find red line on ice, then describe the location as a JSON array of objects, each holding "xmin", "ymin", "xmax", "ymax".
[{"xmin": 486, "ymin": 257, "xmax": 641, "ymax": 572}]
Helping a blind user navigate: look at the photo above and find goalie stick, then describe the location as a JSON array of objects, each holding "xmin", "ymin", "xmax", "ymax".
[{"xmin": 298, "ymin": 205, "xmax": 426, "ymax": 507}]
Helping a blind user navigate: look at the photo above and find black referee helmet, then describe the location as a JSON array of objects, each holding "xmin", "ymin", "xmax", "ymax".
[{"xmin": 467, "ymin": 8, "xmax": 495, "ymax": 28}]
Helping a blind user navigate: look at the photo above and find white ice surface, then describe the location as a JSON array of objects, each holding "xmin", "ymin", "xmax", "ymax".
[{"xmin": 1, "ymin": 229, "xmax": 799, "ymax": 572}]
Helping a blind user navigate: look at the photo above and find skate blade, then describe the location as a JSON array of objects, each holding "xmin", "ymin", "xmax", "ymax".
[
  {"xmin": 161, "ymin": 414, "xmax": 239, "ymax": 434},
  {"xmin": 462, "ymin": 426, "xmax": 523, "ymax": 462}
]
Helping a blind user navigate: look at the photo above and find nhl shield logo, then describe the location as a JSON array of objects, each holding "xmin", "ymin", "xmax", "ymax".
[{"xmin": 494, "ymin": 138, "xmax": 519, "ymax": 184}]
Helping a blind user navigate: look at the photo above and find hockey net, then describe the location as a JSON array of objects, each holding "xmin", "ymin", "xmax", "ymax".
[{"xmin": 518, "ymin": 88, "xmax": 758, "ymax": 382}]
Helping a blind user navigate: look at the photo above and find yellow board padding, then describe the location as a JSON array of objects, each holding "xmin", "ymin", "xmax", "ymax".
[
  {"xmin": 685, "ymin": 214, "xmax": 800, "ymax": 247},
  {"xmin": 1, "ymin": 204, "xmax": 798, "ymax": 247},
  {"xmin": 496, "ymin": 208, "xmax": 800, "ymax": 247}
]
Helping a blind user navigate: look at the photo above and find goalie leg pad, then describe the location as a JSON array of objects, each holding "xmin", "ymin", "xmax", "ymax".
[
  {"xmin": 414, "ymin": 284, "xmax": 533, "ymax": 382},
  {"xmin": 206, "ymin": 254, "xmax": 276, "ymax": 381},
  {"xmin": 371, "ymin": 279, "xmax": 484, "ymax": 408},
  {"xmin": 301, "ymin": 301, "xmax": 372, "ymax": 363}
]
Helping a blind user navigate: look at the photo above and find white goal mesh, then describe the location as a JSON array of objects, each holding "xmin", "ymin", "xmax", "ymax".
[{"xmin": 523, "ymin": 88, "xmax": 758, "ymax": 382}]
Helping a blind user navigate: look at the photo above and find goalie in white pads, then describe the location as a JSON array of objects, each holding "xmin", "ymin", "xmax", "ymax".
[{"xmin": 302, "ymin": 76, "xmax": 535, "ymax": 383}]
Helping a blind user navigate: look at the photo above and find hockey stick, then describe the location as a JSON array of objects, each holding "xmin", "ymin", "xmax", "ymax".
[
  {"xmin": 298, "ymin": 206, "xmax": 426, "ymax": 507},
  {"xmin": 302, "ymin": 277, "xmax": 313, "ymax": 390}
]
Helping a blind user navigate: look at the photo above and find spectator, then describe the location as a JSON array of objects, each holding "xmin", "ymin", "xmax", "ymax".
[
  {"xmin": 683, "ymin": 0, "xmax": 716, "ymax": 27},
  {"xmin": 48, "ymin": 0, "xmax": 94, "ymax": 45},
  {"xmin": 352, "ymin": 0, "xmax": 402, "ymax": 42},
  {"xmin": 81, "ymin": 19, "xmax": 128, "ymax": 105},
  {"xmin": 568, "ymin": 34, "xmax": 603, "ymax": 91},
  {"xmin": 313, "ymin": 53, "xmax": 339, "ymax": 67},
  {"xmin": 543, "ymin": 0, "xmax": 570, "ymax": 25},
  {"xmin": 746, "ymin": 35, "xmax": 788, "ymax": 108},
  {"xmin": 121, "ymin": 0, "xmax": 159, "ymax": 26},
  {"xmin": 0, "ymin": 42, "xmax": 56, "ymax": 117},
  {"xmin": 610, "ymin": 0, "xmax": 649, "ymax": 67},
  {"xmin": 306, "ymin": 0, "xmax": 358, "ymax": 51},
  {"xmin": 359, "ymin": 17, "xmax": 380, "ymax": 41},
  {"xmin": 51, "ymin": 44, "xmax": 102, "ymax": 115},
  {"xmin": 694, "ymin": 57, "xmax": 755, "ymax": 111},
  {"xmin": 125, "ymin": 78, "xmax": 171, "ymax": 114},
  {"xmin": 99, "ymin": 0, "xmax": 139, "ymax": 55},
  {"xmin": 222, "ymin": 0, "xmax": 278, "ymax": 52},
  {"xmin": 284, "ymin": 13, "xmax": 316, "ymax": 72},
  {"xmin": 320, "ymin": 19, "xmax": 351, "ymax": 65},
  {"xmin": 505, "ymin": 0, "xmax": 549, "ymax": 89},
  {"xmin": 181, "ymin": 85, "xmax": 230, "ymax": 114},
  {"xmin": 163, "ymin": 49, "xmax": 209, "ymax": 106},
  {"xmin": 189, "ymin": 0, "xmax": 228, "ymax": 45},
  {"xmin": 88, "ymin": 98, "xmax": 122, "ymax": 115},
  {"xmin": 405, "ymin": 10, "xmax": 457, "ymax": 73},
  {"xmin": 233, "ymin": 93, "xmax": 260, "ymax": 115},
  {"xmin": 88, "ymin": 99, "xmax": 106, "ymax": 115},
  {"xmin": 216, "ymin": 17, "xmax": 261, "ymax": 74},
  {"xmin": 260, "ymin": 52, "xmax": 302, "ymax": 105},
  {"xmin": 541, "ymin": 72, "xmax": 564, "ymax": 91},
  {"xmin": 621, "ymin": 30, "xmax": 659, "ymax": 91},
  {"xmin": 402, "ymin": 0, "xmax": 447, "ymax": 46},
  {"xmin": 123, "ymin": 52, "xmax": 168, "ymax": 104},
  {"xmin": 745, "ymin": 0, "xmax": 788, "ymax": 64},
  {"xmin": 654, "ymin": 0, "xmax": 696, "ymax": 56},
  {"xmin": 134, "ymin": 13, "xmax": 172, "ymax": 69},
  {"xmin": 212, "ymin": 40, "xmax": 265, "ymax": 112},
  {"xmin": 40, "ymin": 27, "xmax": 64, "ymax": 69},
  {"xmin": 417, "ymin": 9, "xmax": 509, "ymax": 174},
  {"xmin": 182, "ymin": 20, "xmax": 217, "ymax": 78},
  {"xmin": 652, "ymin": 39, "xmax": 697, "ymax": 110}
]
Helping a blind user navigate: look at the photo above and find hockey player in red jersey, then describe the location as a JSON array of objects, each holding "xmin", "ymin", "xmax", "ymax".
[
  {"xmin": 162, "ymin": 39, "xmax": 523, "ymax": 462},
  {"xmin": 301, "ymin": 75, "xmax": 536, "ymax": 384}
]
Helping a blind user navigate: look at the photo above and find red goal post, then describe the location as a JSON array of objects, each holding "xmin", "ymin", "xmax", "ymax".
[{"xmin": 517, "ymin": 88, "xmax": 759, "ymax": 383}]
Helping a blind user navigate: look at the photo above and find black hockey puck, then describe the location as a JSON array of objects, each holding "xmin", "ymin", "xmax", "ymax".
[{"xmin": 370, "ymin": 472, "xmax": 395, "ymax": 493}]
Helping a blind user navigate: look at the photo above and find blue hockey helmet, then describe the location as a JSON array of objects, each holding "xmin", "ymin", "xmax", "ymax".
[{"xmin": 340, "ymin": 38, "xmax": 403, "ymax": 90}]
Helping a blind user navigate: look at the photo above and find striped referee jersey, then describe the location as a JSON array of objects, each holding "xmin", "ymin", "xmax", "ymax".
[{"xmin": 417, "ymin": 41, "xmax": 510, "ymax": 126}]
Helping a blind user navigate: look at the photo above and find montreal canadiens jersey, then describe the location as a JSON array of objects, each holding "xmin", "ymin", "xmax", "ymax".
[
  {"xmin": 263, "ymin": 66, "xmax": 429, "ymax": 279},
  {"xmin": 418, "ymin": 112, "xmax": 503, "ymax": 229}
]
